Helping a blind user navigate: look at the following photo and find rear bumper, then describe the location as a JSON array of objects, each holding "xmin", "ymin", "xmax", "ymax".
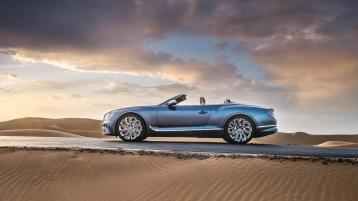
[{"xmin": 254, "ymin": 125, "xmax": 277, "ymax": 137}]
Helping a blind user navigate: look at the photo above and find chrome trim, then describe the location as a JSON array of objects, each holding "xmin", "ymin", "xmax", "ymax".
[
  {"xmin": 256, "ymin": 124, "xmax": 276, "ymax": 128},
  {"xmin": 149, "ymin": 126, "xmax": 224, "ymax": 132}
]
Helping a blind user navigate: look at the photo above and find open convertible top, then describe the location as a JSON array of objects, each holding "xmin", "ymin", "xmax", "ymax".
[{"xmin": 159, "ymin": 94, "xmax": 235, "ymax": 106}]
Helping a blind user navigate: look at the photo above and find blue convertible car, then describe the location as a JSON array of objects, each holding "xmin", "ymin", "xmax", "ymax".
[{"xmin": 102, "ymin": 94, "xmax": 277, "ymax": 144}]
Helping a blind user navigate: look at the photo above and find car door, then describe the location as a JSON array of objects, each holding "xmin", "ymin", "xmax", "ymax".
[{"xmin": 157, "ymin": 105, "xmax": 210, "ymax": 128}]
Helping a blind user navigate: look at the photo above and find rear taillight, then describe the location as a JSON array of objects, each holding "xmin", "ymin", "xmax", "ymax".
[{"xmin": 268, "ymin": 109, "xmax": 274, "ymax": 117}]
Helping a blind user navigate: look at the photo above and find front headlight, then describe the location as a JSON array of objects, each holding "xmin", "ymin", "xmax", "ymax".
[{"xmin": 267, "ymin": 109, "xmax": 274, "ymax": 117}]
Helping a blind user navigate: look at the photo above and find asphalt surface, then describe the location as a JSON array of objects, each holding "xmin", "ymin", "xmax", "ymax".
[{"xmin": 0, "ymin": 136, "xmax": 357, "ymax": 158}]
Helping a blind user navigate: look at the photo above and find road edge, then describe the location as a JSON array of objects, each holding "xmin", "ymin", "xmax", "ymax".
[{"xmin": 0, "ymin": 146, "xmax": 357, "ymax": 165}]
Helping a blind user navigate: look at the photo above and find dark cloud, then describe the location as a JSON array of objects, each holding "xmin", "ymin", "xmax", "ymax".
[
  {"xmin": 1, "ymin": 0, "xmax": 353, "ymax": 49},
  {"xmin": 0, "ymin": 0, "xmax": 191, "ymax": 50},
  {"xmin": 0, "ymin": 0, "xmax": 139, "ymax": 49}
]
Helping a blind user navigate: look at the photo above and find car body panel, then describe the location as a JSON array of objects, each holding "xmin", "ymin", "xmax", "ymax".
[
  {"xmin": 102, "ymin": 94, "xmax": 277, "ymax": 138},
  {"xmin": 157, "ymin": 105, "xmax": 211, "ymax": 127}
]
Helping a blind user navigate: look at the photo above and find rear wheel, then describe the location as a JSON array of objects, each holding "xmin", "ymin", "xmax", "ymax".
[
  {"xmin": 116, "ymin": 114, "xmax": 147, "ymax": 142},
  {"xmin": 223, "ymin": 115, "xmax": 254, "ymax": 144}
]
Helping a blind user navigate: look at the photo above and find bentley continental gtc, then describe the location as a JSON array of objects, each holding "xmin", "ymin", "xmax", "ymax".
[{"xmin": 102, "ymin": 94, "xmax": 277, "ymax": 144}]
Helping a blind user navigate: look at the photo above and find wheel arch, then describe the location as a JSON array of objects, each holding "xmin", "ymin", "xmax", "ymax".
[{"xmin": 223, "ymin": 113, "xmax": 257, "ymax": 129}]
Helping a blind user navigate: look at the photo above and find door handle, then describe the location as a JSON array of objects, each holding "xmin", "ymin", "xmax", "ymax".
[{"xmin": 198, "ymin": 110, "xmax": 208, "ymax": 114}]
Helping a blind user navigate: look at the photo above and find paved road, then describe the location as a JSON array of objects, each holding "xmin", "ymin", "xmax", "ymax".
[{"xmin": 0, "ymin": 136, "xmax": 357, "ymax": 158}]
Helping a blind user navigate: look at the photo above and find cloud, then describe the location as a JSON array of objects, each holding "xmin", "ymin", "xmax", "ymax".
[
  {"xmin": 0, "ymin": 0, "xmax": 357, "ymax": 132},
  {"xmin": 245, "ymin": 1, "xmax": 358, "ymax": 113},
  {"xmin": 0, "ymin": 76, "xmax": 97, "ymax": 95},
  {"xmin": 0, "ymin": 0, "xmax": 355, "ymax": 47},
  {"xmin": 0, "ymin": 73, "xmax": 19, "ymax": 92},
  {"xmin": 0, "ymin": 0, "xmax": 343, "ymax": 48},
  {"xmin": 0, "ymin": 73, "xmax": 17, "ymax": 80},
  {"xmin": 150, "ymin": 83, "xmax": 197, "ymax": 93},
  {"xmin": 30, "ymin": 81, "xmax": 69, "ymax": 91},
  {"xmin": 2, "ymin": 0, "xmax": 354, "ymax": 102},
  {"xmin": 0, "ymin": 0, "xmax": 192, "ymax": 50},
  {"xmin": 95, "ymin": 81, "xmax": 197, "ymax": 97},
  {"xmin": 94, "ymin": 81, "xmax": 141, "ymax": 94},
  {"xmin": 69, "ymin": 94, "xmax": 83, "ymax": 99},
  {"xmin": 10, "ymin": 47, "xmax": 267, "ymax": 96},
  {"xmin": 0, "ymin": 86, "xmax": 9, "ymax": 92}
]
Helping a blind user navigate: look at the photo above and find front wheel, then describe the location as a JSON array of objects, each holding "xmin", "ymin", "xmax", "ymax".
[
  {"xmin": 116, "ymin": 114, "xmax": 147, "ymax": 142},
  {"xmin": 223, "ymin": 116, "xmax": 254, "ymax": 144}
]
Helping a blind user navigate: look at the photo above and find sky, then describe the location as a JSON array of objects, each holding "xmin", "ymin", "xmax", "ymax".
[{"xmin": 0, "ymin": 0, "xmax": 357, "ymax": 134}]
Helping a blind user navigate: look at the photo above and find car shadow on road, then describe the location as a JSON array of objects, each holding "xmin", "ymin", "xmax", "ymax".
[{"xmin": 103, "ymin": 139, "xmax": 294, "ymax": 147}]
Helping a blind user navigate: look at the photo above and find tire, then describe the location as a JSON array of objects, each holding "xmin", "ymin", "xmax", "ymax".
[
  {"xmin": 223, "ymin": 115, "xmax": 254, "ymax": 144},
  {"xmin": 116, "ymin": 114, "xmax": 147, "ymax": 142}
]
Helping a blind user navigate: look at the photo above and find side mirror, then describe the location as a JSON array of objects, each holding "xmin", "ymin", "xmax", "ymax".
[
  {"xmin": 200, "ymin": 97, "xmax": 206, "ymax": 105},
  {"xmin": 167, "ymin": 99, "xmax": 177, "ymax": 109}
]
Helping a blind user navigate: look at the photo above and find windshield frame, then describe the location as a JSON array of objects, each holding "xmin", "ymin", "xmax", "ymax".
[{"xmin": 158, "ymin": 94, "xmax": 186, "ymax": 106}]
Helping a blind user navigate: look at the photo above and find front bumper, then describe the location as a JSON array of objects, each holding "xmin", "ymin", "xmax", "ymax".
[{"xmin": 102, "ymin": 122, "xmax": 116, "ymax": 136}]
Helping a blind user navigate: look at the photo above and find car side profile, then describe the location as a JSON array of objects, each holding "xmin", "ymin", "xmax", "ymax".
[{"xmin": 102, "ymin": 94, "xmax": 277, "ymax": 144}]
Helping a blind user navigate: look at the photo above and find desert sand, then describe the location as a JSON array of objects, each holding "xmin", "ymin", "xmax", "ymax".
[
  {"xmin": 0, "ymin": 129, "xmax": 82, "ymax": 138},
  {"xmin": 0, "ymin": 117, "xmax": 102, "ymax": 138},
  {"xmin": 0, "ymin": 117, "xmax": 357, "ymax": 148},
  {"xmin": 0, "ymin": 118, "xmax": 357, "ymax": 201},
  {"xmin": 0, "ymin": 149, "xmax": 357, "ymax": 201}
]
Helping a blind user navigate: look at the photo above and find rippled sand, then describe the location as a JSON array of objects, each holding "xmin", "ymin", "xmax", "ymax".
[{"xmin": 0, "ymin": 150, "xmax": 357, "ymax": 201}]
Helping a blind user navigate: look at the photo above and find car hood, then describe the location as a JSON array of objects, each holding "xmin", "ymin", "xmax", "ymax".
[{"xmin": 111, "ymin": 105, "xmax": 157, "ymax": 112}]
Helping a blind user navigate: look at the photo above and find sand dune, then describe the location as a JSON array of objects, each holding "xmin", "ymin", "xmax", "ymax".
[
  {"xmin": 252, "ymin": 132, "xmax": 358, "ymax": 146},
  {"xmin": 0, "ymin": 129, "xmax": 82, "ymax": 138},
  {"xmin": 0, "ymin": 117, "xmax": 357, "ymax": 148},
  {"xmin": 316, "ymin": 141, "xmax": 358, "ymax": 148},
  {"xmin": 0, "ymin": 149, "xmax": 357, "ymax": 201},
  {"xmin": 0, "ymin": 117, "xmax": 102, "ymax": 138}
]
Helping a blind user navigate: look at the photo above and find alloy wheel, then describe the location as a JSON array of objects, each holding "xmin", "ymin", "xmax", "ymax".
[
  {"xmin": 227, "ymin": 117, "xmax": 253, "ymax": 143},
  {"xmin": 118, "ymin": 116, "xmax": 143, "ymax": 140}
]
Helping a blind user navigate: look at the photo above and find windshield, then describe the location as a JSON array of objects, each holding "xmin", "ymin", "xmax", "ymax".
[{"xmin": 158, "ymin": 94, "xmax": 186, "ymax": 106}]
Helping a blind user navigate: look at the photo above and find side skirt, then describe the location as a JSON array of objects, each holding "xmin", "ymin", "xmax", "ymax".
[
  {"xmin": 149, "ymin": 126, "xmax": 223, "ymax": 132},
  {"xmin": 148, "ymin": 126, "xmax": 224, "ymax": 138}
]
